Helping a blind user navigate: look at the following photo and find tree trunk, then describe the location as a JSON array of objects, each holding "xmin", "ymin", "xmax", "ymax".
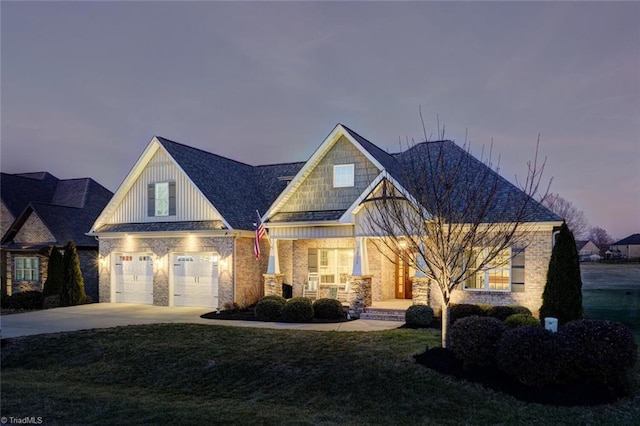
[{"xmin": 441, "ymin": 302, "xmax": 451, "ymax": 348}]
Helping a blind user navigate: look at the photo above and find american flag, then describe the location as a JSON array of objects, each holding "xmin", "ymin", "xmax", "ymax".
[{"xmin": 254, "ymin": 211, "xmax": 266, "ymax": 259}]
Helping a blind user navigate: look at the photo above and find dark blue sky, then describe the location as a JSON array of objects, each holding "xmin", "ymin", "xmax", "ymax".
[{"xmin": 1, "ymin": 2, "xmax": 638, "ymax": 238}]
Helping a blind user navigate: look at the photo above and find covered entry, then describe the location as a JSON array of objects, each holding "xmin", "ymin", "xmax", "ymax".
[
  {"xmin": 171, "ymin": 252, "xmax": 219, "ymax": 308},
  {"xmin": 113, "ymin": 253, "xmax": 154, "ymax": 304}
]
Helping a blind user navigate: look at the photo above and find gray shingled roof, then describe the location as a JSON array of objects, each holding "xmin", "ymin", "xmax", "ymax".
[
  {"xmin": 269, "ymin": 210, "xmax": 345, "ymax": 223},
  {"xmin": 157, "ymin": 137, "xmax": 272, "ymax": 230},
  {"xmin": 1, "ymin": 174, "xmax": 113, "ymax": 247},
  {"xmin": 0, "ymin": 172, "xmax": 59, "ymax": 217},
  {"xmin": 97, "ymin": 221, "xmax": 226, "ymax": 233},
  {"xmin": 612, "ymin": 233, "xmax": 640, "ymax": 246}
]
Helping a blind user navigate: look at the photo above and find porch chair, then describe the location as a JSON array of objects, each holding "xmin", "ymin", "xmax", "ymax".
[{"xmin": 303, "ymin": 272, "xmax": 319, "ymax": 300}]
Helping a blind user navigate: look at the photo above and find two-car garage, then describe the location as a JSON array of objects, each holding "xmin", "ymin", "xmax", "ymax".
[{"xmin": 111, "ymin": 252, "xmax": 219, "ymax": 308}]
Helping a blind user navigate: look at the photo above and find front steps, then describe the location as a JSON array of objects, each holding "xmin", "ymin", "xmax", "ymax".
[{"xmin": 358, "ymin": 307, "xmax": 406, "ymax": 321}]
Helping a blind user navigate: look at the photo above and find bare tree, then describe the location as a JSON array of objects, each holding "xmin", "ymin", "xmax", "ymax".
[
  {"xmin": 588, "ymin": 226, "xmax": 613, "ymax": 250},
  {"xmin": 541, "ymin": 193, "xmax": 589, "ymax": 239},
  {"xmin": 361, "ymin": 120, "xmax": 552, "ymax": 348}
]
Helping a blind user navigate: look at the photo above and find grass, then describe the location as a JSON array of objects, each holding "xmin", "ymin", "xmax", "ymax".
[
  {"xmin": 2, "ymin": 324, "xmax": 639, "ymax": 425},
  {"xmin": 582, "ymin": 263, "xmax": 640, "ymax": 339}
]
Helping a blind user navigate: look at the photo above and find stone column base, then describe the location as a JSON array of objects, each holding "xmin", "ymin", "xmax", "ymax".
[
  {"xmin": 412, "ymin": 277, "xmax": 431, "ymax": 306},
  {"xmin": 348, "ymin": 275, "xmax": 372, "ymax": 318},
  {"xmin": 263, "ymin": 274, "xmax": 284, "ymax": 297}
]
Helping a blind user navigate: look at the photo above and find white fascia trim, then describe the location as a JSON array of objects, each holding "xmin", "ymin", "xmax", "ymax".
[
  {"xmin": 90, "ymin": 138, "xmax": 161, "ymax": 233},
  {"xmin": 87, "ymin": 230, "xmax": 253, "ymax": 239},
  {"xmin": 263, "ymin": 124, "xmax": 385, "ymax": 222},
  {"xmin": 265, "ymin": 221, "xmax": 352, "ymax": 228}
]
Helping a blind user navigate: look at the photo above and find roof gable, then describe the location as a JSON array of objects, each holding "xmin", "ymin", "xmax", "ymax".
[{"xmin": 265, "ymin": 124, "xmax": 387, "ymax": 221}]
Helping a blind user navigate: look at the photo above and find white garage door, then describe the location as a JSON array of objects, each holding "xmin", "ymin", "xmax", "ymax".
[
  {"xmin": 172, "ymin": 253, "xmax": 219, "ymax": 308},
  {"xmin": 113, "ymin": 253, "xmax": 154, "ymax": 304}
]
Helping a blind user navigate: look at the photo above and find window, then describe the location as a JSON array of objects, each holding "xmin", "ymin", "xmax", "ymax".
[
  {"xmin": 15, "ymin": 257, "xmax": 39, "ymax": 282},
  {"xmin": 318, "ymin": 249, "xmax": 353, "ymax": 285},
  {"xmin": 464, "ymin": 248, "xmax": 512, "ymax": 291},
  {"xmin": 148, "ymin": 182, "xmax": 176, "ymax": 217},
  {"xmin": 333, "ymin": 164, "xmax": 355, "ymax": 188}
]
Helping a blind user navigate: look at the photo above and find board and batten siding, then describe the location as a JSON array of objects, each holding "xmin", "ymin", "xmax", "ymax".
[
  {"xmin": 269, "ymin": 225, "xmax": 354, "ymax": 239},
  {"xmin": 105, "ymin": 148, "xmax": 223, "ymax": 224}
]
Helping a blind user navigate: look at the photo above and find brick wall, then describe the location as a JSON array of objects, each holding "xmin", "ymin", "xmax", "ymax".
[
  {"xmin": 13, "ymin": 212, "xmax": 56, "ymax": 244},
  {"xmin": 235, "ymin": 237, "xmax": 268, "ymax": 307},
  {"xmin": 0, "ymin": 202, "xmax": 14, "ymax": 240},
  {"xmin": 98, "ymin": 235, "xmax": 236, "ymax": 306}
]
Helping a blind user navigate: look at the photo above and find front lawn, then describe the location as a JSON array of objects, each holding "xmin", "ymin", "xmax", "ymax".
[{"xmin": 1, "ymin": 324, "xmax": 638, "ymax": 425}]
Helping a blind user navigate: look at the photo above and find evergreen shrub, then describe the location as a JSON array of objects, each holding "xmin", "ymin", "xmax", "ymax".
[
  {"xmin": 559, "ymin": 319, "xmax": 638, "ymax": 389},
  {"xmin": 450, "ymin": 316, "xmax": 507, "ymax": 368},
  {"xmin": 312, "ymin": 298, "xmax": 344, "ymax": 320},
  {"xmin": 497, "ymin": 326, "xmax": 561, "ymax": 388},
  {"xmin": 254, "ymin": 299, "xmax": 284, "ymax": 321},
  {"xmin": 281, "ymin": 297, "xmax": 314, "ymax": 323},
  {"xmin": 405, "ymin": 305, "xmax": 434, "ymax": 328},
  {"xmin": 504, "ymin": 313, "xmax": 541, "ymax": 328},
  {"xmin": 450, "ymin": 304, "xmax": 485, "ymax": 324}
]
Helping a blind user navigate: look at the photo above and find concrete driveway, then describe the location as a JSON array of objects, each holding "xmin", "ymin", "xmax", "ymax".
[{"xmin": 0, "ymin": 303, "xmax": 402, "ymax": 338}]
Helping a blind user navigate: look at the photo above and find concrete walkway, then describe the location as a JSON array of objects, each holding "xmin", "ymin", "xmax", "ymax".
[{"xmin": 0, "ymin": 303, "xmax": 403, "ymax": 339}]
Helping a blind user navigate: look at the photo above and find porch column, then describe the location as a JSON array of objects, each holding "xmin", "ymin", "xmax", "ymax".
[
  {"xmin": 263, "ymin": 239, "xmax": 284, "ymax": 297},
  {"xmin": 267, "ymin": 238, "xmax": 280, "ymax": 274},
  {"xmin": 349, "ymin": 237, "xmax": 372, "ymax": 318},
  {"xmin": 352, "ymin": 237, "xmax": 369, "ymax": 276},
  {"xmin": 412, "ymin": 241, "xmax": 431, "ymax": 306}
]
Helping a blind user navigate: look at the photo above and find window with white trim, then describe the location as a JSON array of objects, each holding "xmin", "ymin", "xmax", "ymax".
[
  {"xmin": 148, "ymin": 182, "xmax": 176, "ymax": 217},
  {"xmin": 464, "ymin": 248, "xmax": 511, "ymax": 291},
  {"xmin": 318, "ymin": 249, "xmax": 353, "ymax": 285},
  {"xmin": 333, "ymin": 164, "xmax": 355, "ymax": 188},
  {"xmin": 14, "ymin": 257, "xmax": 40, "ymax": 282}
]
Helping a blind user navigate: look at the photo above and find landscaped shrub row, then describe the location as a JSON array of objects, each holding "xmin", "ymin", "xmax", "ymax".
[
  {"xmin": 254, "ymin": 296, "xmax": 345, "ymax": 322},
  {"xmin": 1, "ymin": 291, "xmax": 45, "ymax": 310},
  {"xmin": 450, "ymin": 303, "xmax": 532, "ymax": 324},
  {"xmin": 450, "ymin": 316, "xmax": 638, "ymax": 391},
  {"xmin": 405, "ymin": 305, "xmax": 434, "ymax": 327}
]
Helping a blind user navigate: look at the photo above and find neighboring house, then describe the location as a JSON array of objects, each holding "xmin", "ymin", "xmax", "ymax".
[
  {"xmin": 1, "ymin": 172, "xmax": 113, "ymax": 300},
  {"xmin": 609, "ymin": 233, "xmax": 640, "ymax": 260},
  {"xmin": 576, "ymin": 240, "xmax": 600, "ymax": 261},
  {"xmin": 89, "ymin": 124, "xmax": 562, "ymax": 315}
]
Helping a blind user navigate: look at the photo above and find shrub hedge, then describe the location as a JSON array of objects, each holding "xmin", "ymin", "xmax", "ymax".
[
  {"xmin": 558, "ymin": 319, "xmax": 638, "ymax": 389},
  {"xmin": 497, "ymin": 326, "xmax": 562, "ymax": 388},
  {"xmin": 450, "ymin": 316, "xmax": 507, "ymax": 368},
  {"xmin": 450, "ymin": 304, "xmax": 485, "ymax": 324},
  {"xmin": 312, "ymin": 298, "xmax": 344, "ymax": 320},
  {"xmin": 260, "ymin": 295, "xmax": 287, "ymax": 305},
  {"xmin": 504, "ymin": 313, "xmax": 541, "ymax": 328},
  {"xmin": 2, "ymin": 291, "xmax": 44, "ymax": 310},
  {"xmin": 281, "ymin": 297, "xmax": 314, "ymax": 323},
  {"xmin": 254, "ymin": 298, "xmax": 284, "ymax": 321},
  {"xmin": 405, "ymin": 305, "xmax": 434, "ymax": 328}
]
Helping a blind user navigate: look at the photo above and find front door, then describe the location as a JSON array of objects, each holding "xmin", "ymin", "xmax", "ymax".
[{"xmin": 395, "ymin": 253, "xmax": 413, "ymax": 299}]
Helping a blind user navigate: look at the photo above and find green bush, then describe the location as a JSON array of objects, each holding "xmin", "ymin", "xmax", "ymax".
[
  {"xmin": 254, "ymin": 299, "xmax": 284, "ymax": 321},
  {"xmin": 281, "ymin": 297, "xmax": 314, "ymax": 323},
  {"xmin": 450, "ymin": 316, "xmax": 507, "ymax": 369},
  {"xmin": 450, "ymin": 304, "xmax": 485, "ymax": 324},
  {"xmin": 504, "ymin": 313, "xmax": 541, "ymax": 328},
  {"xmin": 405, "ymin": 305, "xmax": 434, "ymax": 328},
  {"xmin": 312, "ymin": 298, "xmax": 344, "ymax": 320},
  {"xmin": 5, "ymin": 291, "xmax": 44, "ymax": 310},
  {"xmin": 43, "ymin": 246, "xmax": 64, "ymax": 297},
  {"xmin": 509, "ymin": 305, "xmax": 533, "ymax": 316},
  {"xmin": 559, "ymin": 319, "xmax": 638, "ymax": 389},
  {"xmin": 497, "ymin": 326, "xmax": 562, "ymax": 388},
  {"xmin": 60, "ymin": 241, "xmax": 87, "ymax": 306},
  {"xmin": 260, "ymin": 295, "xmax": 287, "ymax": 305},
  {"xmin": 539, "ymin": 223, "xmax": 583, "ymax": 325},
  {"xmin": 43, "ymin": 295, "xmax": 61, "ymax": 309},
  {"xmin": 486, "ymin": 305, "xmax": 518, "ymax": 321}
]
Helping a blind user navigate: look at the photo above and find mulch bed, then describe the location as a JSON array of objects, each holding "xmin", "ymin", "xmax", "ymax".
[
  {"xmin": 200, "ymin": 309, "xmax": 352, "ymax": 323},
  {"xmin": 414, "ymin": 346, "xmax": 630, "ymax": 406}
]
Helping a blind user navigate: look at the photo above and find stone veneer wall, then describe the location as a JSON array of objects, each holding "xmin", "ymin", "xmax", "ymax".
[{"xmin": 98, "ymin": 236, "xmax": 235, "ymax": 306}]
